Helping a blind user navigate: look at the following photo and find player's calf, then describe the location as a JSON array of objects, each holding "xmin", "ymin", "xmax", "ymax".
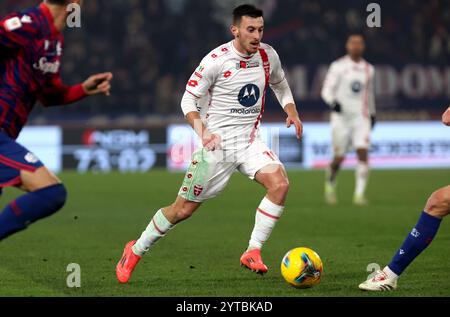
[{"xmin": 424, "ymin": 186, "xmax": 450, "ymax": 218}]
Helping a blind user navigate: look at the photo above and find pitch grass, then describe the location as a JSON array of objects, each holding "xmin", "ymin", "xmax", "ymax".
[{"xmin": 0, "ymin": 169, "xmax": 449, "ymax": 297}]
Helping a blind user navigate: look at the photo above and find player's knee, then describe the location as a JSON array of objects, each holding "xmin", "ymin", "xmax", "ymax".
[
  {"xmin": 269, "ymin": 179, "xmax": 290, "ymax": 199},
  {"xmin": 332, "ymin": 156, "xmax": 344, "ymax": 167},
  {"xmin": 175, "ymin": 205, "xmax": 195, "ymax": 222},
  {"xmin": 425, "ymin": 187, "xmax": 450, "ymax": 218},
  {"xmin": 36, "ymin": 183, "xmax": 68, "ymax": 211}
]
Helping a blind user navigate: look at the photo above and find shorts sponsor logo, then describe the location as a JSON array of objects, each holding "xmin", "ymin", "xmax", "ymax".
[
  {"xmin": 193, "ymin": 185, "xmax": 203, "ymax": 196},
  {"xmin": 24, "ymin": 152, "xmax": 39, "ymax": 164}
]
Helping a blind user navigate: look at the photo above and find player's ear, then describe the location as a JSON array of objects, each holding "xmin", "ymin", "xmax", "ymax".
[{"xmin": 230, "ymin": 25, "xmax": 239, "ymax": 38}]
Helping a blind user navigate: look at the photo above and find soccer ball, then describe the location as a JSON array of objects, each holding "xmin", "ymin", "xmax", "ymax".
[{"xmin": 280, "ymin": 247, "xmax": 323, "ymax": 288}]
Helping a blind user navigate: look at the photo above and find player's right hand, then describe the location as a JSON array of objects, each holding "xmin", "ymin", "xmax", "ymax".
[
  {"xmin": 202, "ymin": 133, "xmax": 222, "ymax": 151},
  {"xmin": 442, "ymin": 106, "xmax": 450, "ymax": 126},
  {"xmin": 82, "ymin": 72, "xmax": 113, "ymax": 96}
]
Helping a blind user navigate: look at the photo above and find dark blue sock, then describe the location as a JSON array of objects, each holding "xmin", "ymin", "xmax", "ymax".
[
  {"xmin": 388, "ymin": 211, "xmax": 442, "ymax": 276},
  {"xmin": 0, "ymin": 184, "xmax": 67, "ymax": 241}
]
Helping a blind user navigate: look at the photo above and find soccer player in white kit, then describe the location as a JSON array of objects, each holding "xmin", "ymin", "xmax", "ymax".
[
  {"xmin": 321, "ymin": 35, "xmax": 376, "ymax": 206},
  {"xmin": 116, "ymin": 4, "xmax": 303, "ymax": 283}
]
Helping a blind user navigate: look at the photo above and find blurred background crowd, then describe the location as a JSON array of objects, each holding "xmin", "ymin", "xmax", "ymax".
[{"xmin": 1, "ymin": 0, "xmax": 449, "ymax": 124}]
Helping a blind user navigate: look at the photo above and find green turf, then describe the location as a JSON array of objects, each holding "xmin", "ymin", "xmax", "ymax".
[{"xmin": 0, "ymin": 169, "xmax": 449, "ymax": 297}]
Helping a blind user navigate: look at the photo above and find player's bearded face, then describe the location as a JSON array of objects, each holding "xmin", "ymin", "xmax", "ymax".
[{"xmin": 235, "ymin": 16, "xmax": 264, "ymax": 54}]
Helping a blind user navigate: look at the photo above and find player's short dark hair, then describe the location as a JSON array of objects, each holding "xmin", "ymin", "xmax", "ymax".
[
  {"xmin": 45, "ymin": 0, "xmax": 70, "ymax": 5},
  {"xmin": 347, "ymin": 33, "xmax": 365, "ymax": 41},
  {"xmin": 233, "ymin": 4, "xmax": 264, "ymax": 25}
]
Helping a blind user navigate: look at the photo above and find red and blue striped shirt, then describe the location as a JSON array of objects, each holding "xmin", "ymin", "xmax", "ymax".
[{"xmin": 0, "ymin": 3, "xmax": 86, "ymax": 139}]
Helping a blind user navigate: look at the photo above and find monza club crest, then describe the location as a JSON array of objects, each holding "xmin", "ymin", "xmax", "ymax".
[{"xmin": 193, "ymin": 184, "xmax": 203, "ymax": 197}]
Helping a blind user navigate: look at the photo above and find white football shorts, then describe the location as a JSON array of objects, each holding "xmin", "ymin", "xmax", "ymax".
[
  {"xmin": 331, "ymin": 112, "xmax": 371, "ymax": 157},
  {"xmin": 178, "ymin": 138, "xmax": 283, "ymax": 202}
]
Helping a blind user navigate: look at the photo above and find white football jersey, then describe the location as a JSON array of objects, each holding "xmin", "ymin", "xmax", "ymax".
[
  {"xmin": 321, "ymin": 55, "xmax": 376, "ymax": 117},
  {"xmin": 184, "ymin": 40, "xmax": 291, "ymax": 151}
]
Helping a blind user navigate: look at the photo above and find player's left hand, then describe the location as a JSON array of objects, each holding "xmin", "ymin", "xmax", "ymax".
[
  {"xmin": 286, "ymin": 115, "xmax": 303, "ymax": 140},
  {"xmin": 82, "ymin": 72, "xmax": 113, "ymax": 96},
  {"xmin": 443, "ymin": 106, "xmax": 450, "ymax": 126}
]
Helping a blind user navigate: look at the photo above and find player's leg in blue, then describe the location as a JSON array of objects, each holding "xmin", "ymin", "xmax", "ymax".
[
  {"xmin": 359, "ymin": 186, "xmax": 449, "ymax": 291},
  {"xmin": 0, "ymin": 133, "xmax": 67, "ymax": 241},
  {"xmin": 387, "ymin": 186, "xmax": 449, "ymax": 276}
]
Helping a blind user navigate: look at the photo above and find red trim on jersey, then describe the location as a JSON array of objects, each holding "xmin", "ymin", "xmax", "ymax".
[
  {"xmin": 0, "ymin": 154, "xmax": 37, "ymax": 172},
  {"xmin": 257, "ymin": 208, "xmax": 280, "ymax": 220},
  {"xmin": 249, "ymin": 48, "xmax": 270, "ymax": 144},
  {"xmin": 39, "ymin": 3, "xmax": 60, "ymax": 36},
  {"xmin": 185, "ymin": 90, "xmax": 200, "ymax": 99},
  {"xmin": 362, "ymin": 62, "xmax": 370, "ymax": 119}
]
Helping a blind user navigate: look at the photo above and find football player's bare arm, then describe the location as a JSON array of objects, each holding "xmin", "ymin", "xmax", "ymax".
[
  {"xmin": 283, "ymin": 103, "xmax": 303, "ymax": 140},
  {"xmin": 442, "ymin": 106, "xmax": 450, "ymax": 126},
  {"xmin": 185, "ymin": 112, "xmax": 222, "ymax": 152}
]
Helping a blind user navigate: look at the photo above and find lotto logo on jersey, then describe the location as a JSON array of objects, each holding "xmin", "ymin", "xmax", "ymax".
[{"xmin": 238, "ymin": 84, "xmax": 260, "ymax": 107}]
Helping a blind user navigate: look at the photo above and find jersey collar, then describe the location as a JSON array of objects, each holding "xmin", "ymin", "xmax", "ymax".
[
  {"xmin": 39, "ymin": 3, "xmax": 61, "ymax": 36},
  {"xmin": 231, "ymin": 40, "xmax": 255, "ymax": 60}
]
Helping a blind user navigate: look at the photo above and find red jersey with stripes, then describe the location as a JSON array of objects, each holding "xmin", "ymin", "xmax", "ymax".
[
  {"xmin": 185, "ymin": 41, "xmax": 287, "ymax": 151},
  {"xmin": 0, "ymin": 3, "xmax": 86, "ymax": 139}
]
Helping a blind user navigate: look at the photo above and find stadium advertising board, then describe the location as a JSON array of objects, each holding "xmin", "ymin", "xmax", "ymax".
[
  {"xmin": 167, "ymin": 122, "xmax": 450, "ymax": 171},
  {"xmin": 17, "ymin": 126, "xmax": 62, "ymax": 173},
  {"xmin": 62, "ymin": 128, "xmax": 167, "ymax": 173}
]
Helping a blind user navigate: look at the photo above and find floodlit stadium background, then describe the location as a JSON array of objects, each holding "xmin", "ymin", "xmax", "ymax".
[{"xmin": 2, "ymin": 0, "xmax": 450, "ymax": 173}]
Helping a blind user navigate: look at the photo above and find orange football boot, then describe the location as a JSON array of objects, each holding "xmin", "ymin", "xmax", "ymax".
[
  {"xmin": 240, "ymin": 249, "xmax": 268, "ymax": 275},
  {"xmin": 116, "ymin": 240, "xmax": 141, "ymax": 284}
]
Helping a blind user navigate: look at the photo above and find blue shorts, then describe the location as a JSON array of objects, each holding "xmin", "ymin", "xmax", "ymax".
[{"xmin": 0, "ymin": 131, "xmax": 44, "ymax": 188}]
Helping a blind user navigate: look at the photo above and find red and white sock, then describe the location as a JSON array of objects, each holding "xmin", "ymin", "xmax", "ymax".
[
  {"xmin": 132, "ymin": 209, "xmax": 175, "ymax": 256},
  {"xmin": 248, "ymin": 197, "xmax": 284, "ymax": 250}
]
